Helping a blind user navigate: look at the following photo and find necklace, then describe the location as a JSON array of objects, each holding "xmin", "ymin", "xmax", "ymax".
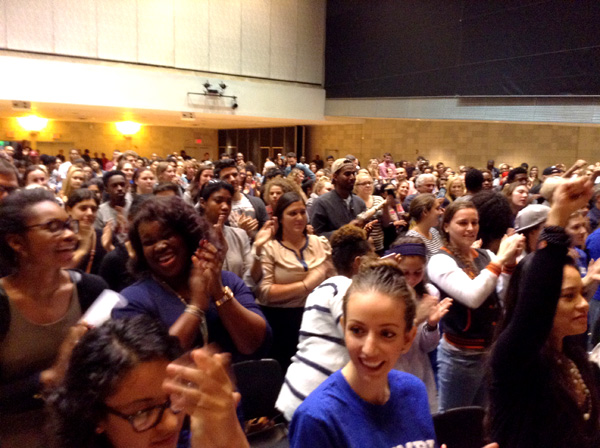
[
  {"xmin": 154, "ymin": 276, "xmax": 209, "ymax": 346},
  {"xmin": 556, "ymin": 354, "xmax": 592, "ymax": 421}
]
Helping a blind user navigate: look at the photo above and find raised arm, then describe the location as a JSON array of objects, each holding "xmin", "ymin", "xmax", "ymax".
[{"xmin": 492, "ymin": 176, "xmax": 593, "ymax": 376}]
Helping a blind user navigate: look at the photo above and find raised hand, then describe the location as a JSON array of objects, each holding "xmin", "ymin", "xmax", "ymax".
[
  {"xmin": 40, "ymin": 323, "xmax": 90, "ymax": 389},
  {"xmin": 415, "ymin": 294, "xmax": 438, "ymax": 325},
  {"xmin": 238, "ymin": 213, "xmax": 259, "ymax": 238},
  {"xmin": 496, "ymin": 233, "xmax": 525, "ymax": 266},
  {"xmin": 427, "ymin": 297, "xmax": 453, "ymax": 327},
  {"xmin": 163, "ymin": 349, "xmax": 248, "ymax": 448},
  {"xmin": 253, "ymin": 219, "xmax": 275, "ymax": 249},
  {"xmin": 548, "ymin": 176, "xmax": 593, "ymax": 227},
  {"xmin": 101, "ymin": 219, "xmax": 115, "ymax": 252},
  {"xmin": 213, "ymin": 214, "xmax": 229, "ymax": 254}
]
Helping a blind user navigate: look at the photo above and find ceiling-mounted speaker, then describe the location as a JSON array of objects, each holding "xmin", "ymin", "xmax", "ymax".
[{"xmin": 12, "ymin": 101, "xmax": 31, "ymax": 111}]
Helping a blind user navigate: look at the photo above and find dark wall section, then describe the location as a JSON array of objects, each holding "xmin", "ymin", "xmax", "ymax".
[{"xmin": 326, "ymin": 1, "xmax": 600, "ymax": 97}]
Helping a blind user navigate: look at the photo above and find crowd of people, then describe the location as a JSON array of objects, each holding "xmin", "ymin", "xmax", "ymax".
[{"xmin": 1, "ymin": 142, "xmax": 599, "ymax": 448}]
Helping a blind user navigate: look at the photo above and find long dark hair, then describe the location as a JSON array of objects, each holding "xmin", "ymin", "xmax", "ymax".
[
  {"xmin": 273, "ymin": 191, "xmax": 306, "ymax": 241},
  {"xmin": 490, "ymin": 254, "xmax": 600, "ymax": 439},
  {"xmin": 48, "ymin": 316, "xmax": 182, "ymax": 448},
  {"xmin": 441, "ymin": 200, "xmax": 480, "ymax": 275}
]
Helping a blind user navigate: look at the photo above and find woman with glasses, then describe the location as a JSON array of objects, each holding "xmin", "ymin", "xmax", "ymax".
[
  {"xmin": 354, "ymin": 170, "xmax": 387, "ymax": 254},
  {"xmin": 65, "ymin": 189, "xmax": 107, "ymax": 275},
  {"xmin": 48, "ymin": 315, "xmax": 249, "ymax": 448},
  {"xmin": 0, "ymin": 189, "xmax": 108, "ymax": 447}
]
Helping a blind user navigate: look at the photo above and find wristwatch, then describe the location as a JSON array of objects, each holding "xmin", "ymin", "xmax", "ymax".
[{"xmin": 215, "ymin": 286, "xmax": 234, "ymax": 307}]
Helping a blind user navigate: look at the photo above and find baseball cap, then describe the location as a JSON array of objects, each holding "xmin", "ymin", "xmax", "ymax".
[
  {"xmin": 542, "ymin": 166, "xmax": 561, "ymax": 176},
  {"xmin": 331, "ymin": 158, "xmax": 354, "ymax": 174},
  {"xmin": 515, "ymin": 204, "xmax": 550, "ymax": 232}
]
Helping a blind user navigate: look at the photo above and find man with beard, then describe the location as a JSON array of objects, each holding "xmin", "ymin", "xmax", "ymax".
[{"xmin": 311, "ymin": 158, "xmax": 366, "ymax": 239}]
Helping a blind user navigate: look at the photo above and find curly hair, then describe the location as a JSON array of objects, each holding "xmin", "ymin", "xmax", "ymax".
[
  {"xmin": 343, "ymin": 260, "xmax": 416, "ymax": 331},
  {"xmin": 263, "ymin": 177, "xmax": 297, "ymax": 206},
  {"xmin": 48, "ymin": 316, "xmax": 182, "ymax": 448},
  {"xmin": 0, "ymin": 188, "xmax": 57, "ymax": 272},
  {"xmin": 330, "ymin": 224, "xmax": 372, "ymax": 276},
  {"xmin": 128, "ymin": 196, "xmax": 214, "ymax": 277}
]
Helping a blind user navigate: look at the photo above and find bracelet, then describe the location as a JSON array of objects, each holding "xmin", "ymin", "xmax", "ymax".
[
  {"xmin": 215, "ymin": 286, "xmax": 234, "ymax": 307},
  {"xmin": 251, "ymin": 246, "xmax": 262, "ymax": 262},
  {"xmin": 184, "ymin": 304, "xmax": 205, "ymax": 320},
  {"xmin": 184, "ymin": 305, "xmax": 209, "ymax": 346}
]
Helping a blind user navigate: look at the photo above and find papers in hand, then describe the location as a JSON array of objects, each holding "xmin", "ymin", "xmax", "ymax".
[{"xmin": 79, "ymin": 290, "xmax": 128, "ymax": 327}]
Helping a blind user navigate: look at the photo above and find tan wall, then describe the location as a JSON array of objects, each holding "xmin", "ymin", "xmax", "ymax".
[
  {"xmin": 307, "ymin": 119, "xmax": 600, "ymax": 169},
  {"xmin": 0, "ymin": 118, "xmax": 219, "ymax": 160}
]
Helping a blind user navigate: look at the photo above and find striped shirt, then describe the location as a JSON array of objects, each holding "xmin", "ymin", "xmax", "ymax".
[
  {"xmin": 276, "ymin": 276, "xmax": 352, "ymax": 421},
  {"xmin": 405, "ymin": 228, "xmax": 443, "ymax": 259}
]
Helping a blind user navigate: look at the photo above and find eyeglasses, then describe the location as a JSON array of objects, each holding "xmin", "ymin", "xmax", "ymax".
[
  {"xmin": 356, "ymin": 182, "xmax": 373, "ymax": 187},
  {"xmin": 105, "ymin": 398, "xmax": 182, "ymax": 432},
  {"xmin": 25, "ymin": 217, "xmax": 79, "ymax": 235}
]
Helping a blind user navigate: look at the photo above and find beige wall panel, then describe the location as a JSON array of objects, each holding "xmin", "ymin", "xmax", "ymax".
[
  {"xmin": 1, "ymin": 117, "xmax": 219, "ymax": 159},
  {"xmin": 54, "ymin": 0, "xmax": 97, "ymax": 58},
  {"xmin": 138, "ymin": 0, "xmax": 175, "ymax": 66},
  {"xmin": 241, "ymin": 0, "xmax": 270, "ymax": 78},
  {"xmin": 208, "ymin": 0, "xmax": 241, "ymax": 74},
  {"xmin": 0, "ymin": 0, "xmax": 7, "ymax": 48},
  {"xmin": 296, "ymin": 0, "xmax": 324, "ymax": 84},
  {"xmin": 6, "ymin": 0, "xmax": 53, "ymax": 53},
  {"xmin": 269, "ymin": 0, "xmax": 297, "ymax": 81},
  {"xmin": 174, "ymin": 0, "xmax": 209, "ymax": 70},
  {"xmin": 307, "ymin": 119, "xmax": 600, "ymax": 172},
  {"xmin": 97, "ymin": 0, "xmax": 137, "ymax": 62}
]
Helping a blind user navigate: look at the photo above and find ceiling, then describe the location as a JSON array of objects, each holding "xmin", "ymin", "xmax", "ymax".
[{"xmin": 0, "ymin": 100, "xmax": 361, "ymax": 130}]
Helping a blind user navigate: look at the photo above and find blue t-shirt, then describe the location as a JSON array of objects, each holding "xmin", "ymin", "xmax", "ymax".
[
  {"xmin": 289, "ymin": 369, "xmax": 436, "ymax": 448},
  {"xmin": 112, "ymin": 271, "xmax": 271, "ymax": 361},
  {"xmin": 586, "ymin": 229, "xmax": 600, "ymax": 301}
]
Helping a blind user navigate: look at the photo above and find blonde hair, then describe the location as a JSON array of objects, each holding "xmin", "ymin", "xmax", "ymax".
[
  {"xmin": 445, "ymin": 176, "xmax": 465, "ymax": 203},
  {"xmin": 60, "ymin": 167, "xmax": 85, "ymax": 201}
]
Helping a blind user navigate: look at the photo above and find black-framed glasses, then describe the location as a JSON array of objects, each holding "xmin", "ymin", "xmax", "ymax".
[
  {"xmin": 104, "ymin": 398, "xmax": 181, "ymax": 432},
  {"xmin": 25, "ymin": 217, "xmax": 79, "ymax": 235}
]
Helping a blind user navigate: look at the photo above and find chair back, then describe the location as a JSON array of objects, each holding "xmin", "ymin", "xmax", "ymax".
[
  {"xmin": 233, "ymin": 358, "xmax": 284, "ymax": 420},
  {"xmin": 432, "ymin": 406, "xmax": 485, "ymax": 448}
]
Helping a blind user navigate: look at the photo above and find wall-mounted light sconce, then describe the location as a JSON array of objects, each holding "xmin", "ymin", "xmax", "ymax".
[
  {"xmin": 188, "ymin": 80, "xmax": 239, "ymax": 110},
  {"xmin": 115, "ymin": 121, "xmax": 142, "ymax": 136},
  {"xmin": 16, "ymin": 115, "xmax": 48, "ymax": 133}
]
